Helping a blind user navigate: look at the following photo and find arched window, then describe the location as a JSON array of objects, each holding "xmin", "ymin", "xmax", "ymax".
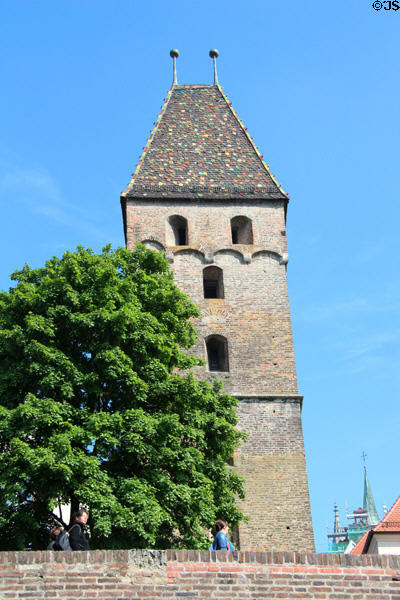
[
  {"xmin": 203, "ymin": 266, "xmax": 224, "ymax": 299},
  {"xmin": 231, "ymin": 216, "xmax": 253, "ymax": 244},
  {"xmin": 206, "ymin": 335, "xmax": 229, "ymax": 372},
  {"xmin": 167, "ymin": 215, "xmax": 188, "ymax": 246}
]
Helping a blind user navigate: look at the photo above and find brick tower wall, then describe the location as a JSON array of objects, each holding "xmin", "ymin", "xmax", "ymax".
[
  {"xmin": 235, "ymin": 398, "xmax": 314, "ymax": 551},
  {"xmin": 124, "ymin": 198, "xmax": 314, "ymax": 552}
]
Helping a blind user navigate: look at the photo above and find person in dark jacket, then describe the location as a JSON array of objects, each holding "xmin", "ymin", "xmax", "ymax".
[
  {"xmin": 210, "ymin": 520, "xmax": 235, "ymax": 551},
  {"xmin": 69, "ymin": 509, "xmax": 90, "ymax": 550}
]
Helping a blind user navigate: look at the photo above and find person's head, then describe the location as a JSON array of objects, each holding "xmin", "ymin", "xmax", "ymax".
[
  {"xmin": 71, "ymin": 509, "xmax": 89, "ymax": 525},
  {"xmin": 50, "ymin": 526, "xmax": 63, "ymax": 540},
  {"xmin": 215, "ymin": 520, "xmax": 229, "ymax": 534}
]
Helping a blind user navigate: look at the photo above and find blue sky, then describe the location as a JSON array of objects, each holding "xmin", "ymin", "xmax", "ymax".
[{"xmin": 1, "ymin": 0, "xmax": 399, "ymax": 552}]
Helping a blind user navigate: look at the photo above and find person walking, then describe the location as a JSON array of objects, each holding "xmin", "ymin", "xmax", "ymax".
[
  {"xmin": 68, "ymin": 509, "xmax": 90, "ymax": 550},
  {"xmin": 210, "ymin": 520, "xmax": 235, "ymax": 551}
]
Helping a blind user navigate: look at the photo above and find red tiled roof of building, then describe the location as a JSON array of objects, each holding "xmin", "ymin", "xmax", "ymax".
[
  {"xmin": 351, "ymin": 530, "xmax": 370, "ymax": 554},
  {"xmin": 123, "ymin": 84, "xmax": 287, "ymax": 201},
  {"xmin": 351, "ymin": 496, "xmax": 400, "ymax": 554},
  {"xmin": 374, "ymin": 496, "xmax": 400, "ymax": 532}
]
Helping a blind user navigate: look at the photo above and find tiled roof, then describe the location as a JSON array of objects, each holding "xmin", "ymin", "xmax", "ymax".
[
  {"xmin": 351, "ymin": 530, "xmax": 370, "ymax": 554},
  {"xmin": 351, "ymin": 496, "xmax": 400, "ymax": 554},
  {"xmin": 123, "ymin": 84, "xmax": 288, "ymax": 201},
  {"xmin": 374, "ymin": 495, "xmax": 400, "ymax": 532}
]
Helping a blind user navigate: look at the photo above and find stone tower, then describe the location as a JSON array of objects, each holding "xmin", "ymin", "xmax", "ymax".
[{"xmin": 120, "ymin": 51, "xmax": 314, "ymax": 551}]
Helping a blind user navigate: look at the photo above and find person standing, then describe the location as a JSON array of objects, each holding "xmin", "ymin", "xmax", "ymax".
[
  {"xmin": 210, "ymin": 520, "xmax": 235, "ymax": 551},
  {"xmin": 68, "ymin": 509, "xmax": 90, "ymax": 550}
]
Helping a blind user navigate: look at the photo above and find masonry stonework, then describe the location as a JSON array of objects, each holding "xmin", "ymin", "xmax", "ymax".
[
  {"xmin": 235, "ymin": 398, "xmax": 314, "ymax": 550},
  {"xmin": 121, "ymin": 82, "xmax": 314, "ymax": 550},
  {"xmin": 125, "ymin": 200, "xmax": 296, "ymax": 395},
  {"xmin": 2, "ymin": 550, "xmax": 400, "ymax": 599}
]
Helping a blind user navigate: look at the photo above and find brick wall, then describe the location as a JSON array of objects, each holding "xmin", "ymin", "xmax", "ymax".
[
  {"xmin": 234, "ymin": 398, "xmax": 314, "ymax": 551},
  {"xmin": 125, "ymin": 200, "xmax": 288, "ymax": 255},
  {"xmin": 124, "ymin": 197, "xmax": 314, "ymax": 551},
  {"xmin": 2, "ymin": 550, "xmax": 400, "ymax": 599},
  {"xmin": 125, "ymin": 199, "xmax": 295, "ymax": 395}
]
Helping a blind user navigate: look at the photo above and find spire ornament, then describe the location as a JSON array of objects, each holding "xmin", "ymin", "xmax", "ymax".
[
  {"xmin": 170, "ymin": 49, "xmax": 179, "ymax": 85},
  {"xmin": 361, "ymin": 451, "xmax": 367, "ymax": 468},
  {"xmin": 209, "ymin": 49, "xmax": 219, "ymax": 85}
]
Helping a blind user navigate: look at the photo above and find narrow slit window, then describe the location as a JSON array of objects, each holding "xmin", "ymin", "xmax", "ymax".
[
  {"xmin": 204, "ymin": 280, "xmax": 218, "ymax": 298},
  {"xmin": 209, "ymin": 348, "xmax": 219, "ymax": 371},
  {"xmin": 206, "ymin": 336, "xmax": 229, "ymax": 372},
  {"xmin": 177, "ymin": 227, "xmax": 186, "ymax": 246},
  {"xmin": 203, "ymin": 266, "xmax": 224, "ymax": 299}
]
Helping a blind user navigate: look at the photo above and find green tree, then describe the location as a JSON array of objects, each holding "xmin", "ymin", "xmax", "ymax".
[{"xmin": 0, "ymin": 245, "xmax": 245, "ymax": 550}]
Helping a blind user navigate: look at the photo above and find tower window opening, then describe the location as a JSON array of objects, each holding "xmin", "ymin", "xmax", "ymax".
[
  {"xmin": 206, "ymin": 335, "xmax": 229, "ymax": 372},
  {"xmin": 209, "ymin": 348, "xmax": 219, "ymax": 370},
  {"xmin": 203, "ymin": 266, "xmax": 224, "ymax": 299},
  {"xmin": 231, "ymin": 216, "xmax": 253, "ymax": 244},
  {"xmin": 204, "ymin": 280, "xmax": 218, "ymax": 298},
  {"xmin": 177, "ymin": 227, "xmax": 186, "ymax": 246},
  {"xmin": 167, "ymin": 215, "xmax": 188, "ymax": 246}
]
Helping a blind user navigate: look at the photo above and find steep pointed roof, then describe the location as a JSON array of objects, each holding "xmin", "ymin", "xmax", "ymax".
[
  {"xmin": 363, "ymin": 467, "xmax": 380, "ymax": 526},
  {"xmin": 123, "ymin": 84, "xmax": 288, "ymax": 201}
]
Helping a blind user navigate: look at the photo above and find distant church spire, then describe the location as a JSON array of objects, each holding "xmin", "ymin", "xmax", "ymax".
[
  {"xmin": 333, "ymin": 503, "xmax": 342, "ymax": 534},
  {"xmin": 209, "ymin": 49, "xmax": 219, "ymax": 85},
  {"xmin": 170, "ymin": 49, "xmax": 179, "ymax": 85},
  {"xmin": 362, "ymin": 453, "xmax": 380, "ymax": 526}
]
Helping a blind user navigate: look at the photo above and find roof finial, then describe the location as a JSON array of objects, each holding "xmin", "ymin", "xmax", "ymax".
[
  {"xmin": 209, "ymin": 49, "xmax": 219, "ymax": 85},
  {"xmin": 170, "ymin": 49, "xmax": 179, "ymax": 85},
  {"xmin": 361, "ymin": 450, "xmax": 367, "ymax": 470}
]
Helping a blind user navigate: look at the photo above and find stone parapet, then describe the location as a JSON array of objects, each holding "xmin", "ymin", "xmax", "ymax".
[{"xmin": 1, "ymin": 550, "xmax": 400, "ymax": 599}]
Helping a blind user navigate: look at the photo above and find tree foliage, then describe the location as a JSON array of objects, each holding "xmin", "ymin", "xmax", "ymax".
[{"xmin": 0, "ymin": 245, "xmax": 245, "ymax": 550}]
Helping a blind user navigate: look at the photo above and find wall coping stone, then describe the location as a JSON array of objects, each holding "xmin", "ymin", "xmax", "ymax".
[{"xmin": 1, "ymin": 550, "xmax": 400, "ymax": 569}]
